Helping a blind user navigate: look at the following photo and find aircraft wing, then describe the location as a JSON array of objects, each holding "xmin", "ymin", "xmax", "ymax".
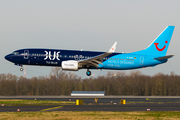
[{"xmin": 78, "ymin": 42, "xmax": 117, "ymax": 68}]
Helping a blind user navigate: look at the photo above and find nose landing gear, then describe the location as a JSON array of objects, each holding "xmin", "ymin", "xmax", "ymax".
[
  {"xmin": 20, "ymin": 67, "xmax": 23, "ymax": 71},
  {"xmin": 86, "ymin": 70, "xmax": 91, "ymax": 76}
]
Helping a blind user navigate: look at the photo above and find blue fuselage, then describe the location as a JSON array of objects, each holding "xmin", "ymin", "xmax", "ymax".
[{"xmin": 5, "ymin": 48, "xmax": 166, "ymax": 70}]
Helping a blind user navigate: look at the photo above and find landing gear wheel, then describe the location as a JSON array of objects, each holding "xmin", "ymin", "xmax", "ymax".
[
  {"xmin": 20, "ymin": 68, "xmax": 23, "ymax": 71},
  {"xmin": 86, "ymin": 70, "xmax": 91, "ymax": 76}
]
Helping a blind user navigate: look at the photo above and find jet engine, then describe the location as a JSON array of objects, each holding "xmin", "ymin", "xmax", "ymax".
[{"xmin": 61, "ymin": 60, "xmax": 79, "ymax": 71}]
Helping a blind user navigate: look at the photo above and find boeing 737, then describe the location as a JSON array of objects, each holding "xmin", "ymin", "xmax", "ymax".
[{"xmin": 5, "ymin": 26, "xmax": 175, "ymax": 76}]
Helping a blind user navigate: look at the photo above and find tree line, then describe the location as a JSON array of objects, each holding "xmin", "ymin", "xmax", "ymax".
[{"xmin": 0, "ymin": 68, "xmax": 180, "ymax": 96}]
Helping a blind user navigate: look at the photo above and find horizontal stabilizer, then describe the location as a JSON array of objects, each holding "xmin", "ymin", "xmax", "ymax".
[{"xmin": 154, "ymin": 55, "xmax": 174, "ymax": 61}]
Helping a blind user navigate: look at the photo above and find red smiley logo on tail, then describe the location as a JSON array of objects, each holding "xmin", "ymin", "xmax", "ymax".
[{"xmin": 154, "ymin": 41, "xmax": 168, "ymax": 51}]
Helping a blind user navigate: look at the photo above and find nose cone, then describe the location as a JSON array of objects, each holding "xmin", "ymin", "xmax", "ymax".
[{"xmin": 5, "ymin": 54, "xmax": 11, "ymax": 61}]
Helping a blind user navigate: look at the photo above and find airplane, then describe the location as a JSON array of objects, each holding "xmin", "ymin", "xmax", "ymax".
[{"xmin": 5, "ymin": 26, "xmax": 175, "ymax": 76}]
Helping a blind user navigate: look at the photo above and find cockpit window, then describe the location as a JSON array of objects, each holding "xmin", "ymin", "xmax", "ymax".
[{"xmin": 12, "ymin": 52, "xmax": 19, "ymax": 55}]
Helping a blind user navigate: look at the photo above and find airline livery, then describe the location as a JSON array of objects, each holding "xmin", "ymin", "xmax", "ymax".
[{"xmin": 5, "ymin": 26, "xmax": 175, "ymax": 76}]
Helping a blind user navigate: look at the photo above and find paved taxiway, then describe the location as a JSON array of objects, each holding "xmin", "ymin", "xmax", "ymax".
[{"xmin": 0, "ymin": 104, "xmax": 180, "ymax": 112}]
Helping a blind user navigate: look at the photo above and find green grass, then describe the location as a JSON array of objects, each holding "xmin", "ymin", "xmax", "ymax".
[
  {"xmin": 0, "ymin": 111, "xmax": 180, "ymax": 120},
  {"xmin": 0, "ymin": 99, "xmax": 75, "ymax": 106}
]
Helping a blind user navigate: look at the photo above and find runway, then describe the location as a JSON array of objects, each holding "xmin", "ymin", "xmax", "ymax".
[
  {"xmin": 0, "ymin": 96, "xmax": 180, "ymax": 112},
  {"xmin": 49, "ymin": 104, "xmax": 180, "ymax": 111},
  {"xmin": 0, "ymin": 103, "xmax": 180, "ymax": 112}
]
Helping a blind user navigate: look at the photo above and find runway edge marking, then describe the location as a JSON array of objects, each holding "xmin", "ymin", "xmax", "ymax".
[{"xmin": 41, "ymin": 106, "xmax": 63, "ymax": 111}]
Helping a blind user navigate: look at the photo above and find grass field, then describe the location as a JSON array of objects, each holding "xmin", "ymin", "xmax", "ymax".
[
  {"xmin": 0, "ymin": 111, "xmax": 180, "ymax": 120},
  {"xmin": 0, "ymin": 99, "xmax": 75, "ymax": 106}
]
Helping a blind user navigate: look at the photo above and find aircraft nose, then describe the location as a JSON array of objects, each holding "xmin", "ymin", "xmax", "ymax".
[{"xmin": 5, "ymin": 54, "xmax": 11, "ymax": 61}]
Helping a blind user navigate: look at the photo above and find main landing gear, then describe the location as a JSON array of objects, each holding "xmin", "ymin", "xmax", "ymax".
[{"xmin": 86, "ymin": 69, "xmax": 91, "ymax": 76}]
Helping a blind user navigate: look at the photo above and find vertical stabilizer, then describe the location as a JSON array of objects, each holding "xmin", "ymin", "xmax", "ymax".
[{"xmin": 133, "ymin": 26, "xmax": 175, "ymax": 56}]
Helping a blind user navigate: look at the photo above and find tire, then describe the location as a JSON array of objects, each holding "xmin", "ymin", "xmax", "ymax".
[
  {"xmin": 86, "ymin": 70, "xmax": 91, "ymax": 76},
  {"xmin": 20, "ymin": 68, "xmax": 23, "ymax": 71}
]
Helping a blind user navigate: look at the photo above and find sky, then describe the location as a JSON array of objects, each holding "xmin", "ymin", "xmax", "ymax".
[{"xmin": 0, "ymin": 0, "xmax": 180, "ymax": 78}]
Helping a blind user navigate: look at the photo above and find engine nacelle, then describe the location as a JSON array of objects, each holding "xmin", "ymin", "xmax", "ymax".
[{"xmin": 61, "ymin": 60, "xmax": 79, "ymax": 71}]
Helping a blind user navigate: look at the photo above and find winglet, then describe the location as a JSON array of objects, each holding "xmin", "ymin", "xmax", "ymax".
[{"xmin": 108, "ymin": 42, "xmax": 117, "ymax": 53}]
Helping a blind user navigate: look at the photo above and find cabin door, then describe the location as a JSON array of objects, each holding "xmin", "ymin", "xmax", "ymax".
[
  {"xmin": 24, "ymin": 50, "xmax": 29, "ymax": 59},
  {"xmin": 139, "ymin": 56, "xmax": 144, "ymax": 65}
]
